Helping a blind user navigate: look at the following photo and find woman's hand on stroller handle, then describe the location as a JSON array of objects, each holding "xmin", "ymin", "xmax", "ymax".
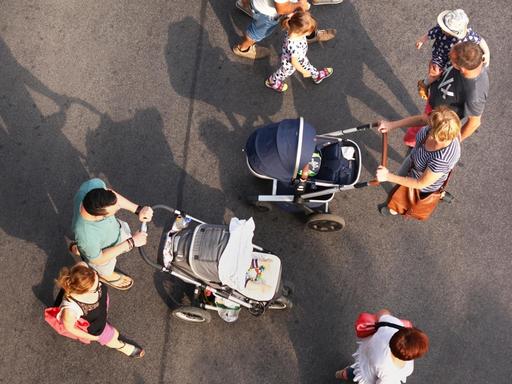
[
  {"xmin": 376, "ymin": 166, "xmax": 390, "ymax": 182},
  {"xmin": 377, "ymin": 120, "xmax": 391, "ymax": 133}
]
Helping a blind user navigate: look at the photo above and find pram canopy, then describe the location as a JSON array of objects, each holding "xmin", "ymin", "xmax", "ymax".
[{"xmin": 245, "ymin": 118, "xmax": 317, "ymax": 182}]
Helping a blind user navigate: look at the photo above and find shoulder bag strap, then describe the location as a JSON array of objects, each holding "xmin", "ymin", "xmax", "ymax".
[{"xmin": 375, "ymin": 321, "xmax": 405, "ymax": 331}]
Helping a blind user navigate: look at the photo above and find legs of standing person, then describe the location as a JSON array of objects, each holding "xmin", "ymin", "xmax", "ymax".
[
  {"xmin": 233, "ymin": 11, "xmax": 278, "ymax": 59},
  {"xmin": 103, "ymin": 326, "xmax": 145, "ymax": 358},
  {"xmin": 89, "ymin": 220, "xmax": 133, "ymax": 290},
  {"xmin": 84, "ymin": 258, "xmax": 134, "ymax": 289},
  {"xmin": 88, "ymin": 257, "xmax": 132, "ymax": 290},
  {"xmin": 297, "ymin": 55, "xmax": 319, "ymax": 78}
]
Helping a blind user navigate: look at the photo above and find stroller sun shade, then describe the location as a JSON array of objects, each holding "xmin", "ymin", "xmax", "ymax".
[{"xmin": 245, "ymin": 118, "xmax": 317, "ymax": 182}]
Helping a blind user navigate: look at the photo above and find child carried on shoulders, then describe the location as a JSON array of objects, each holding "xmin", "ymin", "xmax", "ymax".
[{"xmin": 416, "ymin": 9, "xmax": 490, "ymax": 99}]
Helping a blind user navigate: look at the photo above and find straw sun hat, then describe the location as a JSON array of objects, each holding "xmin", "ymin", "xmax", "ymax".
[{"xmin": 437, "ymin": 9, "xmax": 469, "ymax": 39}]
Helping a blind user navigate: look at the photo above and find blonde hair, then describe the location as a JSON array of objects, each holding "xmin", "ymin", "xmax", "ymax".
[
  {"xmin": 56, "ymin": 264, "xmax": 96, "ymax": 295},
  {"xmin": 281, "ymin": 10, "xmax": 317, "ymax": 36},
  {"xmin": 429, "ymin": 105, "xmax": 461, "ymax": 142}
]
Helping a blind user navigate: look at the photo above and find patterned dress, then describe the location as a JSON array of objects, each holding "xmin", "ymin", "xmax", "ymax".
[
  {"xmin": 428, "ymin": 25, "xmax": 481, "ymax": 69},
  {"xmin": 270, "ymin": 33, "xmax": 319, "ymax": 83}
]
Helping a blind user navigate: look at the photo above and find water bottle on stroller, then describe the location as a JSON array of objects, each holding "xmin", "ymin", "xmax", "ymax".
[{"xmin": 170, "ymin": 215, "xmax": 191, "ymax": 234}]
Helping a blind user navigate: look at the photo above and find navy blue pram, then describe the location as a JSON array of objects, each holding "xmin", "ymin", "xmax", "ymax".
[{"xmin": 245, "ymin": 117, "xmax": 387, "ymax": 232}]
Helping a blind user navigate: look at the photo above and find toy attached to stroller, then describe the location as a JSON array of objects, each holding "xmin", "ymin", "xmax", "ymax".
[
  {"xmin": 244, "ymin": 117, "xmax": 387, "ymax": 232},
  {"xmin": 139, "ymin": 205, "xmax": 292, "ymax": 323}
]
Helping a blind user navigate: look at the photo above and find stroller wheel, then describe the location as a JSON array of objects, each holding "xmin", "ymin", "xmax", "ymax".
[
  {"xmin": 281, "ymin": 281, "xmax": 294, "ymax": 297},
  {"xmin": 248, "ymin": 302, "xmax": 266, "ymax": 316},
  {"xmin": 269, "ymin": 296, "xmax": 293, "ymax": 310},
  {"xmin": 172, "ymin": 306, "xmax": 212, "ymax": 323},
  {"xmin": 307, "ymin": 213, "xmax": 345, "ymax": 232},
  {"xmin": 251, "ymin": 201, "xmax": 272, "ymax": 213}
]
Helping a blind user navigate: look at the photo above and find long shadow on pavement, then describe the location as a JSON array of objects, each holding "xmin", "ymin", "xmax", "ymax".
[
  {"xmin": 0, "ymin": 36, "xmax": 90, "ymax": 305},
  {"xmin": 166, "ymin": 16, "xmax": 282, "ymax": 131}
]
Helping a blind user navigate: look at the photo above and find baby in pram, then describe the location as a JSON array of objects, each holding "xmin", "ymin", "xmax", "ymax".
[{"xmin": 245, "ymin": 256, "xmax": 274, "ymax": 296}]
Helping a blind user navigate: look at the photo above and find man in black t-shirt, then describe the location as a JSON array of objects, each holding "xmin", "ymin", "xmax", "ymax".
[
  {"xmin": 386, "ymin": 42, "xmax": 489, "ymax": 145},
  {"xmin": 429, "ymin": 42, "xmax": 489, "ymax": 140}
]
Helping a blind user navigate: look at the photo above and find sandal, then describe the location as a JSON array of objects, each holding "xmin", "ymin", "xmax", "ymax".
[
  {"xmin": 335, "ymin": 367, "xmax": 352, "ymax": 381},
  {"xmin": 116, "ymin": 342, "xmax": 145, "ymax": 358},
  {"xmin": 417, "ymin": 79, "xmax": 429, "ymax": 100},
  {"xmin": 100, "ymin": 273, "xmax": 134, "ymax": 291},
  {"xmin": 312, "ymin": 68, "xmax": 333, "ymax": 84},
  {"xmin": 265, "ymin": 78, "xmax": 288, "ymax": 93},
  {"xmin": 440, "ymin": 191, "xmax": 454, "ymax": 203},
  {"xmin": 378, "ymin": 204, "xmax": 398, "ymax": 217},
  {"xmin": 68, "ymin": 241, "xmax": 81, "ymax": 257}
]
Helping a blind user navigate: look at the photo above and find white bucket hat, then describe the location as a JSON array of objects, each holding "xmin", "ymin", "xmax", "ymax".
[{"xmin": 437, "ymin": 9, "xmax": 469, "ymax": 39}]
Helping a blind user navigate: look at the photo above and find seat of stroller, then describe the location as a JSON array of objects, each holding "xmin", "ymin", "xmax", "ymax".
[
  {"xmin": 172, "ymin": 218, "xmax": 282, "ymax": 302},
  {"xmin": 313, "ymin": 140, "xmax": 359, "ymax": 186},
  {"xmin": 237, "ymin": 252, "xmax": 281, "ymax": 302}
]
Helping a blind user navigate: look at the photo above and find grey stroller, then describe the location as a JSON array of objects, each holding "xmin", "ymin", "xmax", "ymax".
[{"xmin": 139, "ymin": 205, "xmax": 291, "ymax": 323}]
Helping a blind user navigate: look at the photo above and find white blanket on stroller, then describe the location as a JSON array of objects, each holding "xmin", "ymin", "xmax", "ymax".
[{"xmin": 218, "ymin": 217, "xmax": 255, "ymax": 290}]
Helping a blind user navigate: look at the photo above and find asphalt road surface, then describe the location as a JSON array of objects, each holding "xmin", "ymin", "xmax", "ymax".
[{"xmin": 1, "ymin": 1, "xmax": 511, "ymax": 383}]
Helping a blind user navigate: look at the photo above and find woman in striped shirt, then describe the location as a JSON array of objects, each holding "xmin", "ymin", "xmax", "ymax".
[{"xmin": 375, "ymin": 106, "xmax": 461, "ymax": 216}]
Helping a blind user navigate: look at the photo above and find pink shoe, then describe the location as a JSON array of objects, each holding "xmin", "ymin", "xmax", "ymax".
[
  {"xmin": 265, "ymin": 78, "xmax": 288, "ymax": 93},
  {"xmin": 312, "ymin": 68, "xmax": 333, "ymax": 84}
]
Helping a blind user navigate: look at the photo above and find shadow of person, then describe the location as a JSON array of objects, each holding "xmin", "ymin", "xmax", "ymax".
[
  {"xmin": 206, "ymin": 0, "xmax": 252, "ymax": 48},
  {"xmin": 0, "ymin": 36, "xmax": 90, "ymax": 305},
  {"xmin": 291, "ymin": 1, "xmax": 419, "ymax": 187},
  {"xmin": 166, "ymin": 17, "xmax": 283, "ymax": 131},
  {"xmin": 197, "ymin": 117, "xmax": 387, "ymax": 383},
  {"xmin": 84, "ymin": 107, "xmax": 241, "ymax": 382},
  {"xmin": 83, "ymin": 107, "xmax": 230, "ymax": 306}
]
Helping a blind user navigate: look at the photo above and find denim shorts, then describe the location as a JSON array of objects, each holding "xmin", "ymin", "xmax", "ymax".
[{"xmin": 246, "ymin": 10, "xmax": 280, "ymax": 42}]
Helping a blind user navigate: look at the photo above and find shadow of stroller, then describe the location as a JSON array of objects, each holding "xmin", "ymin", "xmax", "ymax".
[{"xmin": 0, "ymin": 36, "xmax": 91, "ymax": 305}]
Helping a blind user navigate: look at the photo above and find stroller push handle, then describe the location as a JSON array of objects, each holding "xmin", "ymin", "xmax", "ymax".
[
  {"xmin": 318, "ymin": 121, "xmax": 379, "ymax": 138},
  {"xmin": 138, "ymin": 205, "xmax": 206, "ymax": 271},
  {"xmin": 368, "ymin": 131, "xmax": 388, "ymax": 186},
  {"xmin": 138, "ymin": 204, "xmax": 178, "ymax": 271}
]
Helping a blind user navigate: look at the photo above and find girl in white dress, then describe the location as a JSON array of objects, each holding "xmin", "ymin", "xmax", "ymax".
[{"xmin": 336, "ymin": 310, "xmax": 429, "ymax": 384}]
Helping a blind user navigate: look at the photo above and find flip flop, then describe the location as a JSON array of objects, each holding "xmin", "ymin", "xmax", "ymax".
[
  {"xmin": 335, "ymin": 367, "xmax": 350, "ymax": 381},
  {"xmin": 116, "ymin": 342, "xmax": 145, "ymax": 358},
  {"xmin": 100, "ymin": 274, "xmax": 134, "ymax": 291},
  {"xmin": 129, "ymin": 346, "xmax": 145, "ymax": 358},
  {"xmin": 68, "ymin": 241, "xmax": 81, "ymax": 257}
]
